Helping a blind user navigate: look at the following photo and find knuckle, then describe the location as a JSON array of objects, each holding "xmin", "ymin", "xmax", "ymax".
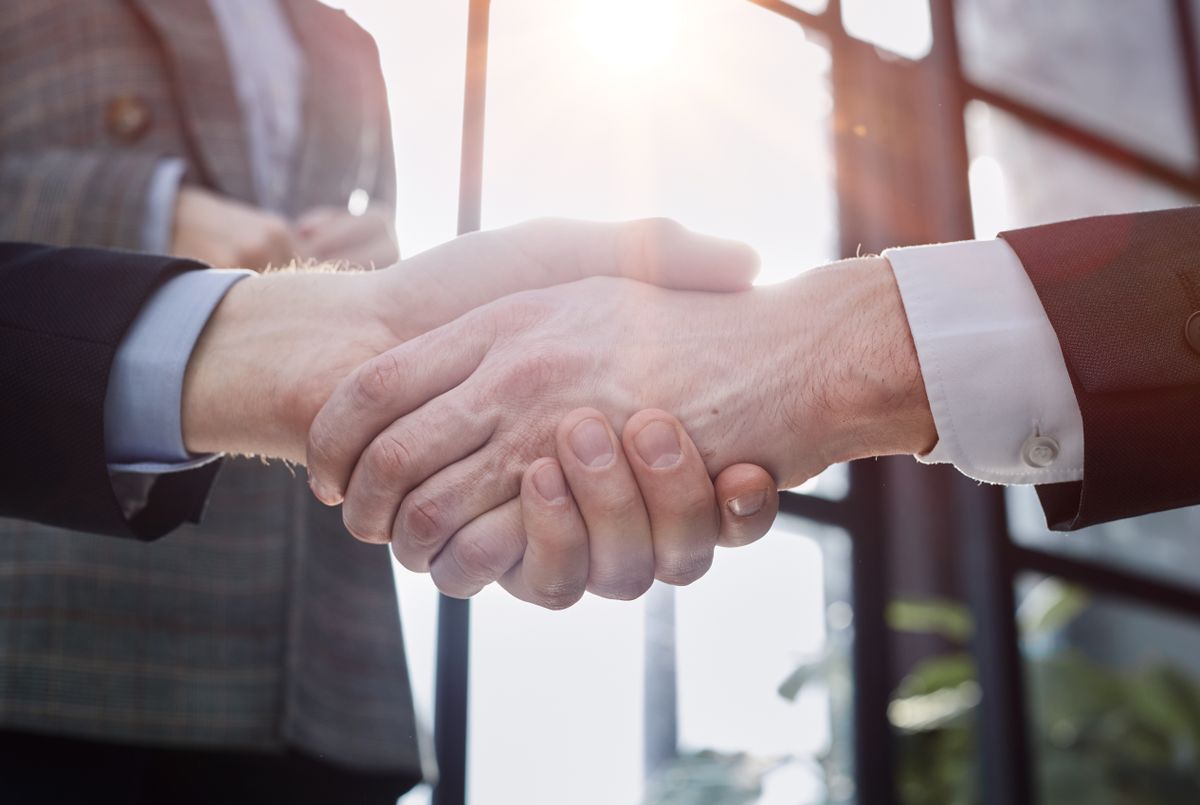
[
  {"xmin": 631, "ymin": 216, "xmax": 683, "ymax": 252},
  {"xmin": 364, "ymin": 432, "xmax": 415, "ymax": 482},
  {"xmin": 341, "ymin": 509, "xmax": 390, "ymax": 545},
  {"xmin": 397, "ymin": 494, "xmax": 452, "ymax": 552},
  {"xmin": 530, "ymin": 579, "xmax": 585, "ymax": 611},
  {"xmin": 593, "ymin": 490, "xmax": 645, "ymax": 524},
  {"xmin": 390, "ymin": 539, "xmax": 433, "ymax": 573},
  {"xmin": 431, "ymin": 569, "xmax": 478, "ymax": 600},
  {"xmin": 352, "ymin": 353, "xmax": 402, "ymax": 408},
  {"xmin": 637, "ymin": 216, "xmax": 684, "ymax": 239},
  {"xmin": 589, "ymin": 568, "xmax": 654, "ymax": 601},
  {"xmin": 656, "ymin": 551, "xmax": 713, "ymax": 587},
  {"xmin": 489, "ymin": 350, "xmax": 577, "ymax": 405},
  {"xmin": 451, "ymin": 535, "xmax": 509, "ymax": 587}
]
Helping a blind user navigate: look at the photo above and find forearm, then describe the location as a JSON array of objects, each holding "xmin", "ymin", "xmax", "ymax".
[{"xmin": 181, "ymin": 269, "xmax": 396, "ymax": 463}]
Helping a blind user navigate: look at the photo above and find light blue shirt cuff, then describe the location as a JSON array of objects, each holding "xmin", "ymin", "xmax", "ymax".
[
  {"xmin": 104, "ymin": 269, "xmax": 254, "ymax": 474},
  {"xmin": 141, "ymin": 158, "xmax": 188, "ymax": 254}
]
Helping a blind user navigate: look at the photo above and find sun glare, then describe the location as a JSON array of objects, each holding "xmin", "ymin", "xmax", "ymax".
[{"xmin": 576, "ymin": 0, "xmax": 680, "ymax": 73}]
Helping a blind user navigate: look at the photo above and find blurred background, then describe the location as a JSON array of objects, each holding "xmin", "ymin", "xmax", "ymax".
[{"xmin": 327, "ymin": 1, "xmax": 1200, "ymax": 803}]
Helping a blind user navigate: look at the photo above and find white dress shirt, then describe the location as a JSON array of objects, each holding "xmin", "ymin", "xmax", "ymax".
[{"xmin": 885, "ymin": 238, "xmax": 1084, "ymax": 485}]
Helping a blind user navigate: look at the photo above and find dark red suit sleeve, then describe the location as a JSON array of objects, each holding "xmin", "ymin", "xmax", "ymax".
[
  {"xmin": 1001, "ymin": 207, "xmax": 1200, "ymax": 530},
  {"xmin": 0, "ymin": 242, "xmax": 221, "ymax": 539}
]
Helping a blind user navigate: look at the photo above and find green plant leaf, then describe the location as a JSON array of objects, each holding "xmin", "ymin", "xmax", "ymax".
[
  {"xmin": 1017, "ymin": 578, "xmax": 1090, "ymax": 638},
  {"xmin": 777, "ymin": 655, "xmax": 827, "ymax": 702},
  {"xmin": 888, "ymin": 599, "xmax": 974, "ymax": 643},
  {"xmin": 894, "ymin": 653, "xmax": 978, "ymax": 698}
]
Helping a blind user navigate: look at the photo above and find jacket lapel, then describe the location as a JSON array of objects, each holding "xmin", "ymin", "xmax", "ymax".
[{"xmin": 127, "ymin": 0, "xmax": 257, "ymax": 202}]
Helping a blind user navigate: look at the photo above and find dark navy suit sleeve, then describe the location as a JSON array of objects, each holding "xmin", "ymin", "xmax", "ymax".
[{"xmin": 0, "ymin": 242, "xmax": 221, "ymax": 539}]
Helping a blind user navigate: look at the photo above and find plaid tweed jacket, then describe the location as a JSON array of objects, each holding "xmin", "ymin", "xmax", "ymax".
[{"xmin": 0, "ymin": 0, "xmax": 422, "ymax": 777}]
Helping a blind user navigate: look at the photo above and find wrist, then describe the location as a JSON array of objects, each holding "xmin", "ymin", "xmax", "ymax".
[
  {"xmin": 784, "ymin": 257, "xmax": 936, "ymax": 475},
  {"xmin": 181, "ymin": 270, "xmax": 397, "ymax": 463}
]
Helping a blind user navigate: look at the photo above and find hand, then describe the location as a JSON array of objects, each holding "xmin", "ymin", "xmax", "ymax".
[
  {"xmin": 180, "ymin": 218, "xmax": 761, "ymax": 465},
  {"xmin": 503, "ymin": 408, "xmax": 779, "ymax": 609},
  {"xmin": 294, "ymin": 205, "xmax": 400, "ymax": 269},
  {"xmin": 307, "ymin": 256, "xmax": 938, "ymax": 599},
  {"xmin": 170, "ymin": 186, "xmax": 295, "ymax": 270}
]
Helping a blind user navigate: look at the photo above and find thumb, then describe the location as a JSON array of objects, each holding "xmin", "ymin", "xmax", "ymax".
[
  {"xmin": 606, "ymin": 217, "xmax": 761, "ymax": 292},
  {"xmin": 382, "ymin": 218, "xmax": 761, "ymax": 338},
  {"xmin": 713, "ymin": 463, "xmax": 779, "ymax": 548},
  {"xmin": 505, "ymin": 217, "xmax": 760, "ymax": 291}
]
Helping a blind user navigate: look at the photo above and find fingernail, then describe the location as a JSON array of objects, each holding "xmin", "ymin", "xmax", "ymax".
[
  {"xmin": 569, "ymin": 418, "xmax": 614, "ymax": 468},
  {"xmin": 728, "ymin": 490, "xmax": 767, "ymax": 517},
  {"xmin": 633, "ymin": 420, "xmax": 682, "ymax": 469},
  {"xmin": 309, "ymin": 477, "xmax": 343, "ymax": 506},
  {"xmin": 533, "ymin": 463, "xmax": 568, "ymax": 503}
]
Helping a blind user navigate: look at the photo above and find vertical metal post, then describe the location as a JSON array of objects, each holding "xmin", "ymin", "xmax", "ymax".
[
  {"xmin": 846, "ymin": 459, "xmax": 897, "ymax": 805},
  {"xmin": 958, "ymin": 482, "xmax": 1034, "ymax": 805},
  {"xmin": 433, "ymin": 2, "xmax": 491, "ymax": 804},
  {"xmin": 643, "ymin": 583, "xmax": 679, "ymax": 781}
]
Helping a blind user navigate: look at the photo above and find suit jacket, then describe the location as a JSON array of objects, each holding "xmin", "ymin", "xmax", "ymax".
[
  {"xmin": 1002, "ymin": 207, "xmax": 1200, "ymax": 531},
  {"xmin": 0, "ymin": 0, "xmax": 421, "ymax": 780}
]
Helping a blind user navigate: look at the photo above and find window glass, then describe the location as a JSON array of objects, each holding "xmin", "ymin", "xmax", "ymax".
[
  {"xmin": 469, "ymin": 587, "xmax": 648, "ymax": 804},
  {"xmin": 795, "ymin": 463, "xmax": 850, "ymax": 501},
  {"xmin": 783, "ymin": 0, "xmax": 830, "ymax": 14},
  {"xmin": 965, "ymin": 101, "xmax": 1193, "ymax": 239},
  {"xmin": 670, "ymin": 518, "xmax": 855, "ymax": 804},
  {"xmin": 842, "ymin": 0, "xmax": 933, "ymax": 60},
  {"xmin": 1008, "ymin": 488, "xmax": 1200, "ymax": 591},
  {"xmin": 1017, "ymin": 576, "xmax": 1200, "ymax": 804},
  {"xmin": 483, "ymin": 0, "xmax": 838, "ymax": 286},
  {"xmin": 957, "ymin": 0, "xmax": 1197, "ymax": 170}
]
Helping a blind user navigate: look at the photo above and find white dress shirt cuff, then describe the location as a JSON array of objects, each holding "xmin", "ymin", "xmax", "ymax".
[
  {"xmin": 884, "ymin": 239, "xmax": 1085, "ymax": 485},
  {"xmin": 104, "ymin": 268, "xmax": 253, "ymax": 474}
]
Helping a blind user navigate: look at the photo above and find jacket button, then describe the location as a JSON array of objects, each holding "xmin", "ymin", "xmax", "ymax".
[
  {"xmin": 106, "ymin": 94, "xmax": 153, "ymax": 143},
  {"xmin": 1187, "ymin": 311, "xmax": 1200, "ymax": 355},
  {"xmin": 1021, "ymin": 435, "xmax": 1060, "ymax": 469}
]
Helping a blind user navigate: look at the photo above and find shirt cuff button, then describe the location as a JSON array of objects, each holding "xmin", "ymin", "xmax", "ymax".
[{"xmin": 1022, "ymin": 435, "xmax": 1061, "ymax": 469}]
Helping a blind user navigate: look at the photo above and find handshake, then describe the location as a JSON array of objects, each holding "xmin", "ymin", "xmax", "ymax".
[{"xmin": 181, "ymin": 218, "xmax": 936, "ymax": 609}]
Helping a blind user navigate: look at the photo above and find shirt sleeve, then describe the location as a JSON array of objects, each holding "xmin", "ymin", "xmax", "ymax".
[
  {"xmin": 140, "ymin": 158, "xmax": 188, "ymax": 255},
  {"xmin": 104, "ymin": 268, "xmax": 253, "ymax": 474},
  {"xmin": 883, "ymin": 238, "xmax": 1085, "ymax": 485}
]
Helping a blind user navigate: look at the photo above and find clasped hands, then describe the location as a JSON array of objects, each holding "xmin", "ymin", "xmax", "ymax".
[
  {"xmin": 183, "ymin": 217, "xmax": 934, "ymax": 610},
  {"xmin": 311, "ymin": 218, "xmax": 789, "ymax": 610}
]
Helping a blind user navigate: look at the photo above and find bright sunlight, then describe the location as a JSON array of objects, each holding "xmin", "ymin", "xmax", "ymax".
[{"xmin": 575, "ymin": 0, "xmax": 680, "ymax": 73}]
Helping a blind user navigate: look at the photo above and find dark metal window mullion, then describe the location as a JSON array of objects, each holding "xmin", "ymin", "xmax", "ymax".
[{"xmin": 432, "ymin": 2, "xmax": 492, "ymax": 804}]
